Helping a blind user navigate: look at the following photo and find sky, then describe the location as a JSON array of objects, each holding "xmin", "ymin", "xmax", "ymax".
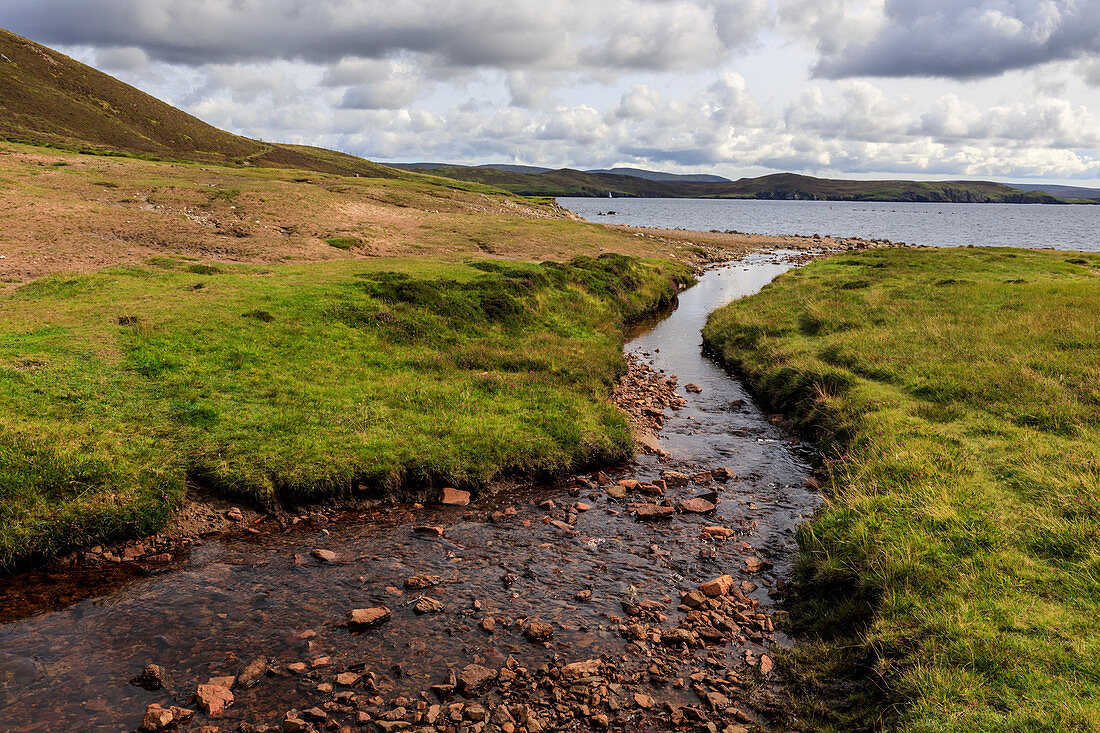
[{"xmin": 3, "ymin": 1, "xmax": 1099, "ymax": 185}]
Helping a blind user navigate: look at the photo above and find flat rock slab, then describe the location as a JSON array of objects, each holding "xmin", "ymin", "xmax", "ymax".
[
  {"xmin": 635, "ymin": 504, "xmax": 675, "ymax": 520},
  {"xmin": 676, "ymin": 498, "xmax": 716, "ymax": 514},
  {"xmin": 346, "ymin": 606, "xmax": 392, "ymax": 629}
]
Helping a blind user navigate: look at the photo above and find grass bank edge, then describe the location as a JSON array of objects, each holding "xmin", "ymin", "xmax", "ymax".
[
  {"xmin": 701, "ymin": 247, "xmax": 1100, "ymax": 732},
  {"xmin": 0, "ymin": 253, "xmax": 693, "ymax": 571}
]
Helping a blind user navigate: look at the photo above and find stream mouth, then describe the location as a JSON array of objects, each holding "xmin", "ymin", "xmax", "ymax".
[{"xmin": 0, "ymin": 254, "xmax": 820, "ymax": 732}]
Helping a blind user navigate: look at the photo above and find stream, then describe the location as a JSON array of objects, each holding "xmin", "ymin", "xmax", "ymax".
[{"xmin": 0, "ymin": 254, "xmax": 820, "ymax": 732}]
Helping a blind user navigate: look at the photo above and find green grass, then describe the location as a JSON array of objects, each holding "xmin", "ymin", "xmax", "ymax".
[
  {"xmin": 702, "ymin": 247, "xmax": 1100, "ymax": 732},
  {"xmin": 0, "ymin": 253, "xmax": 691, "ymax": 569},
  {"xmin": 326, "ymin": 236, "xmax": 361, "ymax": 250}
]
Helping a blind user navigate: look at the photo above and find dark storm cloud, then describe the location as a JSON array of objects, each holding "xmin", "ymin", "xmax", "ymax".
[
  {"xmin": 813, "ymin": 0, "xmax": 1100, "ymax": 79},
  {"xmin": 0, "ymin": 0, "xmax": 764, "ymax": 72}
]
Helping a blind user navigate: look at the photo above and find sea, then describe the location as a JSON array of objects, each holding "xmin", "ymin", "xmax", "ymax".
[{"xmin": 557, "ymin": 197, "xmax": 1099, "ymax": 252}]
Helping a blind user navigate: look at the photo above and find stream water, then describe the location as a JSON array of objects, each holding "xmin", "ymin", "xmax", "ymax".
[{"xmin": 0, "ymin": 255, "xmax": 819, "ymax": 732}]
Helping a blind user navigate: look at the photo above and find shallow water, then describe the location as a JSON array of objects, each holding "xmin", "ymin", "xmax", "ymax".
[
  {"xmin": 0, "ymin": 256, "xmax": 818, "ymax": 732},
  {"xmin": 560, "ymin": 197, "xmax": 1100, "ymax": 251}
]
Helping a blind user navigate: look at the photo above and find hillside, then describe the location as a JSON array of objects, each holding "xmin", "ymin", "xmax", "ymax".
[
  {"xmin": 399, "ymin": 165, "xmax": 1071, "ymax": 203},
  {"xmin": 0, "ymin": 27, "xmax": 398, "ymax": 178}
]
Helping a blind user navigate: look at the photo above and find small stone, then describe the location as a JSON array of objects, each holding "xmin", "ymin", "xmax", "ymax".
[
  {"xmin": 699, "ymin": 575, "xmax": 736, "ymax": 597},
  {"xmin": 302, "ymin": 706, "xmax": 329, "ymax": 722},
  {"xmin": 225, "ymin": 508, "xmax": 244, "ymax": 522},
  {"xmin": 690, "ymin": 472, "xmax": 714, "ymax": 485},
  {"xmin": 701, "ymin": 526, "xmax": 736, "ymax": 539},
  {"xmin": 404, "ymin": 574, "xmax": 441, "ymax": 589},
  {"xmin": 607, "ymin": 485, "xmax": 627, "ymax": 500},
  {"xmin": 660, "ymin": 470, "xmax": 690, "ymax": 487},
  {"xmin": 458, "ymin": 664, "xmax": 497, "ymax": 694},
  {"xmin": 441, "ymin": 487, "xmax": 470, "ymax": 506},
  {"xmin": 414, "ymin": 596, "xmax": 444, "ymax": 614},
  {"xmin": 539, "ymin": 499, "xmax": 556, "ymax": 510},
  {"xmin": 575, "ymin": 589, "xmax": 592, "ymax": 602},
  {"xmin": 140, "ymin": 704, "xmax": 194, "ymax": 732},
  {"xmin": 677, "ymin": 498, "xmax": 716, "ymax": 514},
  {"xmin": 574, "ymin": 502, "xmax": 590, "ymax": 512},
  {"xmin": 347, "ymin": 607, "xmax": 391, "ymax": 629},
  {"xmin": 311, "ymin": 548, "xmax": 338, "ymax": 563},
  {"xmin": 523, "ymin": 622, "xmax": 554, "ymax": 642},
  {"xmin": 130, "ymin": 664, "xmax": 170, "ymax": 691},
  {"xmin": 711, "ymin": 467, "xmax": 735, "ymax": 481},
  {"xmin": 760, "ymin": 654, "xmax": 775, "ymax": 675},
  {"xmin": 413, "ymin": 525, "xmax": 445, "ymax": 537},
  {"xmin": 480, "ymin": 617, "xmax": 496, "ymax": 633},
  {"xmin": 336, "ymin": 672, "xmax": 361, "ymax": 687},
  {"xmin": 684, "ymin": 383, "xmax": 702, "ymax": 393},
  {"xmin": 286, "ymin": 662, "xmax": 309, "ymax": 675},
  {"xmin": 744, "ymin": 557, "xmax": 773, "ymax": 574},
  {"xmin": 634, "ymin": 504, "xmax": 674, "ymax": 520},
  {"xmin": 195, "ymin": 684, "xmax": 234, "ymax": 717},
  {"xmin": 310, "ymin": 656, "xmax": 332, "ymax": 669},
  {"xmin": 561, "ymin": 659, "xmax": 601, "ymax": 678}
]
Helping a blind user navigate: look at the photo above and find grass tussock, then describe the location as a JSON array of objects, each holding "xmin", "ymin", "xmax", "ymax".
[
  {"xmin": 0, "ymin": 254, "xmax": 691, "ymax": 569},
  {"xmin": 702, "ymin": 247, "xmax": 1100, "ymax": 732}
]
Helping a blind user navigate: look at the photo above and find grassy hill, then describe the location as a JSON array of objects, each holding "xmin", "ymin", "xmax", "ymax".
[
  {"xmin": 0, "ymin": 27, "xmax": 400, "ymax": 178},
  {"xmin": 403, "ymin": 165, "xmax": 1073, "ymax": 204}
]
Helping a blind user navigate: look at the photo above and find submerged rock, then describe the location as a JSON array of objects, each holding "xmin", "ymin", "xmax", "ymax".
[
  {"xmin": 194, "ymin": 683, "xmax": 233, "ymax": 716},
  {"xmin": 129, "ymin": 664, "xmax": 170, "ymax": 691},
  {"xmin": 139, "ymin": 704, "xmax": 193, "ymax": 731},
  {"xmin": 523, "ymin": 622, "xmax": 554, "ymax": 642}
]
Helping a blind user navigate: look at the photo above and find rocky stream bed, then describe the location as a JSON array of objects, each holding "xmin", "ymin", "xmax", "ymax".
[{"xmin": 0, "ymin": 253, "xmax": 821, "ymax": 733}]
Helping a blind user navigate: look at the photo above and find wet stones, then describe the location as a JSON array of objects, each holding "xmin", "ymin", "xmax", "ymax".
[
  {"xmin": 480, "ymin": 616, "xmax": 496, "ymax": 633},
  {"xmin": 139, "ymin": 704, "xmax": 193, "ymax": 731},
  {"xmin": 701, "ymin": 525, "xmax": 736, "ymax": 539},
  {"xmin": 403, "ymin": 574, "xmax": 440, "ymax": 590},
  {"xmin": 711, "ymin": 466, "xmax": 735, "ymax": 481},
  {"xmin": 335, "ymin": 672, "xmax": 361, "ymax": 687},
  {"xmin": 523, "ymin": 622, "xmax": 554, "ymax": 643},
  {"xmin": 413, "ymin": 525, "xmax": 444, "ymax": 537},
  {"xmin": 457, "ymin": 664, "xmax": 497, "ymax": 694},
  {"xmin": 346, "ymin": 606, "xmax": 391, "ymax": 630},
  {"xmin": 130, "ymin": 664, "xmax": 170, "ymax": 691},
  {"xmin": 606, "ymin": 485, "xmax": 627, "ymax": 500},
  {"xmin": 561, "ymin": 659, "xmax": 602, "ymax": 678},
  {"xmin": 634, "ymin": 503, "xmax": 674, "ymax": 520},
  {"xmin": 575, "ymin": 589, "xmax": 592, "ymax": 602},
  {"xmin": 440, "ymin": 487, "xmax": 470, "ymax": 506},
  {"xmin": 310, "ymin": 548, "xmax": 338, "ymax": 563},
  {"xmin": 413, "ymin": 596, "xmax": 444, "ymax": 614},
  {"xmin": 684, "ymin": 383, "xmax": 702, "ymax": 393},
  {"xmin": 194, "ymin": 683, "xmax": 234, "ymax": 716}
]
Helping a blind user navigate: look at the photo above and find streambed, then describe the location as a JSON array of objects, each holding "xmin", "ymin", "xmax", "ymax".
[{"xmin": 0, "ymin": 254, "xmax": 820, "ymax": 732}]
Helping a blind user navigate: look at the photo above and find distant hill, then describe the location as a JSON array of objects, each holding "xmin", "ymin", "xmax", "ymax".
[
  {"xmin": 586, "ymin": 167, "xmax": 731, "ymax": 184},
  {"xmin": 408, "ymin": 166, "xmax": 1074, "ymax": 204},
  {"xmin": 0, "ymin": 27, "xmax": 398, "ymax": 178},
  {"xmin": 1007, "ymin": 183, "xmax": 1100, "ymax": 201}
]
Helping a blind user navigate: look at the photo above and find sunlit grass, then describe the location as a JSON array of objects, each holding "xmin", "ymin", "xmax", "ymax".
[{"xmin": 0, "ymin": 253, "xmax": 691, "ymax": 568}]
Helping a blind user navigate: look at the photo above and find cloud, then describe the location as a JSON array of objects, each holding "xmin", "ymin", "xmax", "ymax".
[{"xmin": 808, "ymin": 0, "xmax": 1100, "ymax": 79}]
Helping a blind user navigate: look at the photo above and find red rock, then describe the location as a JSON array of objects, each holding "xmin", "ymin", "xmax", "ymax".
[
  {"xmin": 702, "ymin": 525, "xmax": 736, "ymax": 539},
  {"xmin": 575, "ymin": 589, "xmax": 592, "ymax": 602},
  {"xmin": 617, "ymin": 479, "xmax": 640, "ymax": 490},
  {"xmin": 414, "ymin": 596, "xmax": 444, "ymax": 614},
  {"xmin": 711, "ymin": 466, "xmax": 735, "ymax": 481},
  {"xmin": 286, "ymin": 662, "xmax": 309, "ymax": 675},
  {"xmin": 130, "ymin": 664, "xmax": 170, "ymax": 691},
  {"xmin": 607, "ymin": 485, "xmax": 627, "ymax": 499},
  {"xmin": 310, "ymin": 548, "xmax": 337, "ymax": 563},
  {"xmin": 121, "ymin": 544, "xmax": 145, "ymax": 561},
  {"xmin": 457, "ymin": 664, "xmax": 497, "ymax": 693},
  {"xmin": 539, "ymin": 499, "xmax": 556, "ymax": 510},
  {"xmin": 550, "ymin": 519, "xmax": 575, "ymax": 533},
  {"xmin": 760, "ymin": 654, "xmax": 774, "ymax": 675},
  {"xmin": 336, "ymin": 672, "xmax": 361, "ymax": 687},
  {"xmin": 698, "ymin": 575, "xmax": 736, "ymax": 597},
  {"xmin": 346, "ymin": 606, "xmax": 391, "ymax": 629},
  {"xmin": 235, "ymin": 658, "xmax": 267, "ymax": 689},
  {"xmin": 441, "ymin": 487, "xmax": 470, "ymax": 506},
  {"xmin": 574, "ymin": 502, "xmax": 590, "ymax": 512},
  {"xmin": 744, "ymin": 556, "xmax": 773, "ymax": 573},
  {"xmin": 404, "ymin": 574, "xmax": 441, "ymax": 589},
  {"xmin": 195, "ymin": 684, "xmax": 234, "ymax": 716},
  {"xmin": 676, "ymin": 498, "xmax": 716, "ymax": 514},
  {"xmin": 310, "ymin": 656, "xmax": 331, "ymax": 669},
  {"xmin": 414, "ymin": 525, "xmax": 445, "ymax": 537},
  {"xmin": 684, "ymin": 383, "xmax": 702, "ymax": 393},
  {"xmin": 633, "ymin": 693, "xmax": 655, "ymax": 709},
  {"xmin": 690, "ymin": 472, "xmax": 713, "ymax": 485},
  {"xmin": 140, "ymin": 704, "xmax": 194, "ymax": 731},
  {"xmin": 523, "ymin": 622, "xmax": 554, "ymax": 642},
  {"xmin": 480, "ymin": 616, "xmax": 496, "ymax": 633},
  {"xmin": 561, "ymin": 659, "xmax": 602, "ymax": 678},
  {"xmin": 637, "ymin": 482, "xmax": 664, "ymax": 496},
  {"xmin": 634, "ymin": 504, "xmax": 674, "ymax": 520},
  {"xmin": 660, "ymin": 470, "xmax": 690, "ymax": 487},
  {"xmin": 595, "ymin": 471, "xmax": 610, "ymax": 484}
]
